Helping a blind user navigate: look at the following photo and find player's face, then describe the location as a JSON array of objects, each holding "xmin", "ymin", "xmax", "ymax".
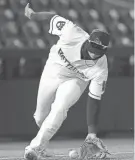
[{"xmin": 88, "ymin": 51, "xmax": 101, "ymax": 59}]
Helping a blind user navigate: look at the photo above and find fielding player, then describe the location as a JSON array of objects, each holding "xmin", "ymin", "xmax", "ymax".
[{"xmin": 24, "ymin": 3, "xmax": 110, "ymax": 160}]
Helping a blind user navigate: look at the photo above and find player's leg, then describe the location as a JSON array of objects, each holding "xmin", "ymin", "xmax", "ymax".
[
  {"xmin": 30, "ymin": 78, "xmax": 88, "ymax": 151},
  {"xmin": 33, "ymin": 76, "xmax": 56, "ymax": 128},
  {"xmin": 24, "ymin": 64, "xmax": 64, "ymax": 159},
  {"xmin": 33, "ymin": 62, "xmax": 65, "ymax": 128}
]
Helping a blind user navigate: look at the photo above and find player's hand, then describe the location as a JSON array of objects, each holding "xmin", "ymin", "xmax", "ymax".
[{"xmin": 24, "ymin": 3, "xmax": 35, "ymax": 19}]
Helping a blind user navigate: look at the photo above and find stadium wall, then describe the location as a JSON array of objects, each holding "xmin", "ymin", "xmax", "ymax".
[{"xmin": 0, "ymin": 47, "xmax": 134, "ymax": 139}]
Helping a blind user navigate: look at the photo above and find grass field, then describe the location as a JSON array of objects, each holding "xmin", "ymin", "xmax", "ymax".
[{"xmin": 0, "ymin": 137, "xmax": 134, "ymax": 159}]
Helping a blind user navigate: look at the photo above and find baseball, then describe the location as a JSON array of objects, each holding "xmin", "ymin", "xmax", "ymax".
[
  {"xmin": 69, "ymin": 149, "xmax": 79, "ymax": 159},
  {"xmin": 24, "ymin": 148, "xmax": 38, "ymax": 160}
]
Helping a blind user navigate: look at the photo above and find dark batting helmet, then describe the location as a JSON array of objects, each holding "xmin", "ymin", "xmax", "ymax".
[{"xmin": 88, "ymin": 29, "xmax": 110, "ymax": 56}]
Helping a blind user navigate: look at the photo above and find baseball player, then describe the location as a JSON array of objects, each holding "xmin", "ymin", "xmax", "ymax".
[{"xmin": 24, "ymin": 3, "xmax": 110, "ymax": 160}]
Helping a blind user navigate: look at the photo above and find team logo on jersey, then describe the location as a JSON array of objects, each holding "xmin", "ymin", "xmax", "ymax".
[{"xmin": 56, "ymin": 21, "xmax": 66, "ymax": 30}]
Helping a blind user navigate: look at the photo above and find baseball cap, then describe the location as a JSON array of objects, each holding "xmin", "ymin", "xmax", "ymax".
[{"xmin": 88, "ymin": 29, "xmax": 110, "ymax": 55}]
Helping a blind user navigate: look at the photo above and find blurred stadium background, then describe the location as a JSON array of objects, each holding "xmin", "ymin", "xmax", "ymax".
[{"xmin": 0, "ymin": 0, "xmax": 134, "ymax": 158}]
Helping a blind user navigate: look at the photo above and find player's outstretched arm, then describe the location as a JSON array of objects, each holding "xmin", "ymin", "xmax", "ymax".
[{"xmin": 24, "ymin": 3, "xmax": 56, "ymax": 21}]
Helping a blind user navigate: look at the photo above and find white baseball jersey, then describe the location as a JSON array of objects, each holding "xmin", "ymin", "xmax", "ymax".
[{"xmin": 46, "ymin": 15, "xmax": 108, "ymax": 100}]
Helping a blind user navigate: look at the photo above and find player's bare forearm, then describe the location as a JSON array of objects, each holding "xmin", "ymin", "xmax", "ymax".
[
  {"xmin": 25, "ymin": 3, "xmax": 56, "ymax": 21},
  {"xmin": 31, "ymin": 12, "xmax": 56, "ymax": 21}
]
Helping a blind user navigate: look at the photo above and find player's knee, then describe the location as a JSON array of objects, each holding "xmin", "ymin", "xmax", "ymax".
[
  {"xmin": 60, "ymin": 108, "xmax": 68, "ymax": 120},
  {"xmin": 51, "ymin": 103, "xmax": 68, "ymax": 120},
  {"xmin": 55, "ymin": 109, "xmax": 68, "ymax": 121},
  {"xmin": 33, "ymin": 114, "xmax": 44, "ymax": 128}
]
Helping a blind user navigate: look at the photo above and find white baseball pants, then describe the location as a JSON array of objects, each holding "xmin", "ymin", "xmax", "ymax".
[{"xmin": 29, "ymin": 61, "xmax": 88, "ymax": 149}]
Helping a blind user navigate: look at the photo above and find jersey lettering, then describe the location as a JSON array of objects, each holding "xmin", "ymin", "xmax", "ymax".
[{"xmin": 58, "ymin": 49, "xmax": 88, "ymax": 79}]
